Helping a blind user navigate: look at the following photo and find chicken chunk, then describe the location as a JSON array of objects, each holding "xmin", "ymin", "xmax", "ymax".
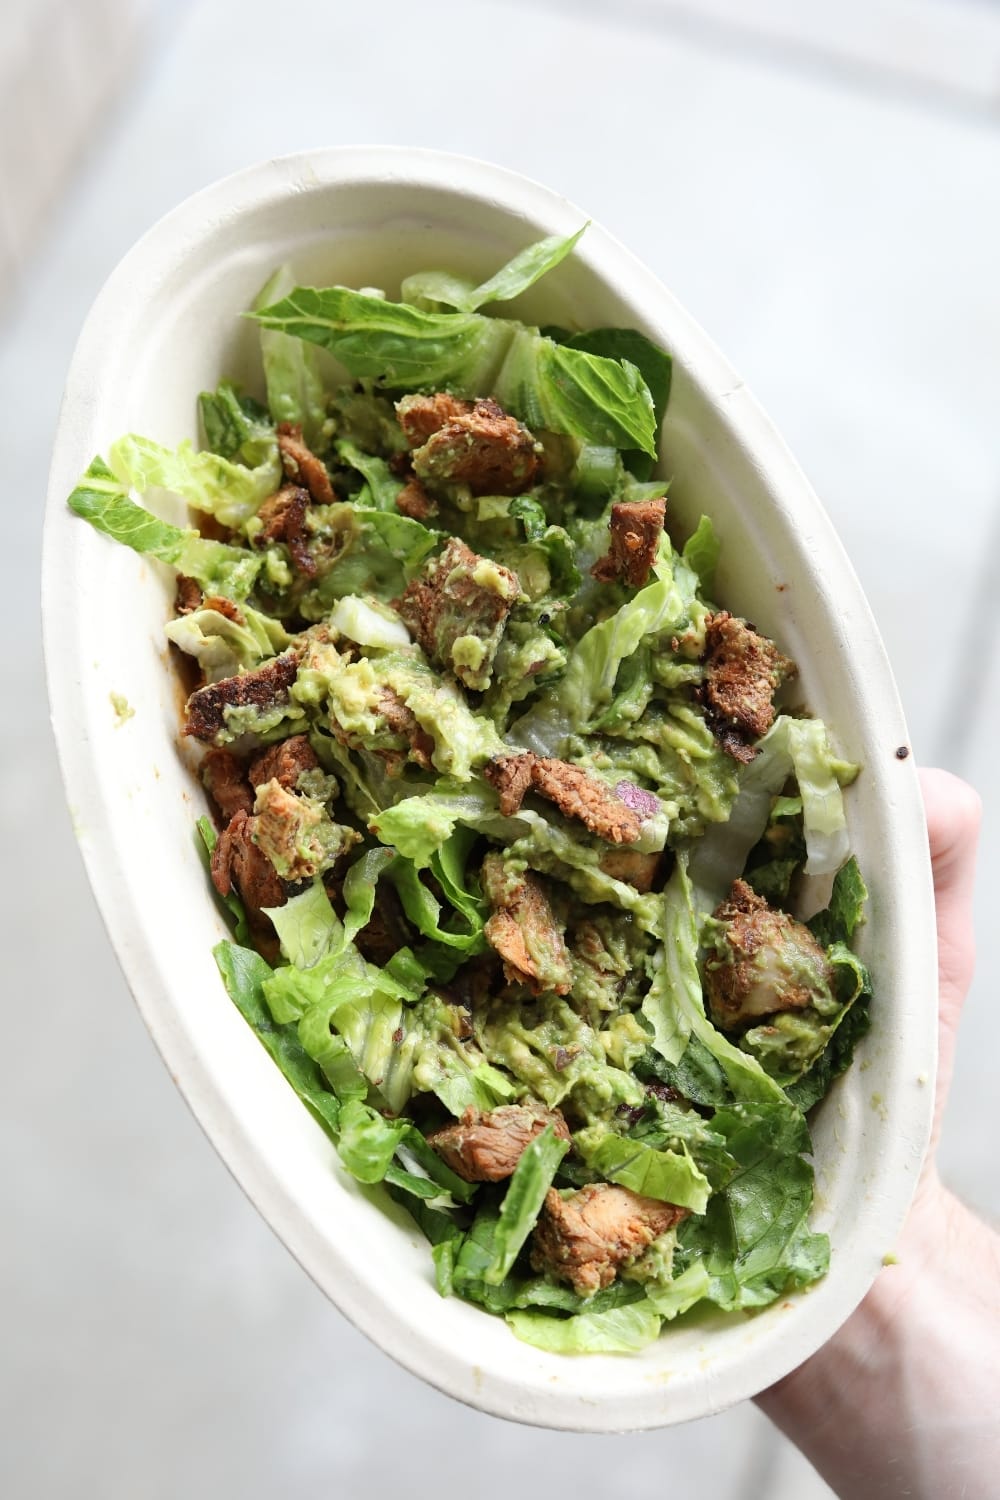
[
  {"xmin": 395, "ymin": 392, "xmax": 473, "ymax": 447},
  {"xmin": 174, "ymin": 574, "xmax": 203, "ymax": 614},
  {"xmin": 483, "ymin": 752, "xmax": 537, "ymax": 816},
  {"xmin": 481, "ymin": 851, "xmax": 572, "ymax": 996},
  {"xmin": 200, "ymin": 594, "xmax": 246, "ymax": 624},
  {"xmin": 276, "ymin": 422, "xmax": 334, "ymax": 505},
  {"xmin": 183, "ymin": 650, "xmax": 300, "ymax": 743},
  {"xmin": 248, "ymin": 734, "xmax": 319, "ymax": 791},
  {"xmin": 252, "ymin": 778, "xmax": 361, "ymax": 882},
  {"xmin": 591, "ymin": 498, "xmax": 666, "ymax": 589},
  {"xmin": 702, "ymin": 879, "xmax": 834, "ymax": 1030},
  {"xmin": 395, "ymin": 537, "xmax": 520, "ymax": 691},
  {"xmin": 530, "ymin": 1183, "xmax": 687, "ymax": 1295},
  {"xmin": 201, "ymin": 747, "xmax": 254, "ymax": 821},
  {"xmin": 597, "ymin": 848, "xmax": 664, "ymax": 893},
  {"xmin": 703, "ymin": 612, "xmax": 794, "ymax": 760},
  {"xmin": 409, "ymin": 397, "xmax": 540, "ymax": 497},
  {"xmin": 375, "ymin": 688, "xmax": 435, "ymax": 771},
  {"xmin": 210, "ymin": 807, "xmax": 286, "ymax": 920},
  {"xmin": 484, "ymin": 752, "xmax": 645, "ymax": 844},
  {"xmin": 253, "ymin": 483, "xmax": 316, "ymax": 576},
  {"xmin": 428, "ymin": 1103, "xmax": 571, "ymax": 1183},
  {"xmin": 394, "ymin": 477, "xmax": 438, "ymax": 521}
]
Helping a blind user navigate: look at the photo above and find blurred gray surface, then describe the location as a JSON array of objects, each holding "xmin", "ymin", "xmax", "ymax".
[{"xmin": 5, "ymin": 1, "xmax": 1000, "ymax": 1496}]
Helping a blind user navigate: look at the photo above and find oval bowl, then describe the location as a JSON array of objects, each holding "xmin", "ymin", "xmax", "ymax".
[{"xmin": 42, "ymin": 147, "xmax": 935, "ymax": 1431}]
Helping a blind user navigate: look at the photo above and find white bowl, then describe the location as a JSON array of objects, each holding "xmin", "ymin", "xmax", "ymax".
[{"xmin": 42, "ymin": 147, "xmax": 936, "ymax": 1431}]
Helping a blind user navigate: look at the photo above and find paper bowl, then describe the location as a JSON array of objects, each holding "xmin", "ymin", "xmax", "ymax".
[{"xmin": 42, "ymin": 147, "xmax": 936, "ymax": 1431}]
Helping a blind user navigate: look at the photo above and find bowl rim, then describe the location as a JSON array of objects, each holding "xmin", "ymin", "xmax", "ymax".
[{"xmin": 42, "ymin": 144, "xmax": 936, "ymax": 1431}]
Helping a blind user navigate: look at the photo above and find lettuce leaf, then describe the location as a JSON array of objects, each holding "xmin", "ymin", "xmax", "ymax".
[
  {"xmin": 67, "ymin": 457, "xmax": 264, "ymax": 599},
  {"xmin": 253, "ymin": 265, "xmax": 327, "ymax": 447},
  {"xmin": 675, "ymin": 1102, "xmax": 829, "ymax": 1309},
  {"xmin": 506, "ymin": 1301, "xmax": 662, "ymax": 1354},
  {"xmin": 198, "ymin": 381, "xmax": 274, "ymax": 464},
  {"xmin": 484, "ymin": 1125, "xmax": 569, "ymax": 1285},
  {"xmin": 681, "ymin": 515, "xmax": 720, "ymax": 597},
  {"xmin": 642, "ymin": 857, "xmax": 788, "ymax": 1106},
  {"xmin": 164, "ymin": 601, "xmax": 291, "ymax": 679},
  {"xmin": 401, "ymin": 225, "xmax": 587, "ymax": 313},
  {"xmin": 335, "ymin": 1099, "xmax": 409, "ymax": 1184},
  {"xmin": 575, "ymin": 1127, "xmax": 711, "ymax": 1214},
  {"xmin": 559, "ymin": 326, "xmax": 672, "ymax": 480},
  {"xmin": 334, "ymin": 437, "xmax": 404, "ymax": 512},
  {"xmin": 213, "ymin": 940, "xmax": 341, "ymax": 1137},
  {"xmin": 512, "ymin": 541, "xmax": 697, "ymax": 753},
  {"xmin": 641, "ymin": 1260, "xmax": 713, "ymax": 1320},
  {"xmin": 265, "ymin": 878, "xmax": 342, "ymax": 969},
  {"xmin": 689, "ymin": 715, "xmax": 855, "ymax": 904},
  {"xmin": 252, "ymin": 286, "xmax": 657, "ymax": 456},
  {"xmin": 109, "ymin": 432, "xmax": 281, "ymax": 530}
]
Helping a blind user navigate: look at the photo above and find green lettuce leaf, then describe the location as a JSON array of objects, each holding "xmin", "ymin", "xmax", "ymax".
[
  {"xmin": 265, "ymin": 878, "xmax": 342, "ymax": 969},
  {"xmin": 298, "ymin": 506, "xmax": 440, "ymax": 612},
  {"xmin": 493, "ymin": 329, "xmax": 657, "ymax": 456},
  {"xmin": 389, "ymin": 857, "xmax": 487, "ymax": 953},
  {"xmin": 213, "ymin": 940, "xmax": 341, "ymax": 1137},
  {"xmin": 165, "ymin": 601, "xmax": 291, "ymax": 679},
  {"xmin": 642, "ymin": 857, "xmax": 787, "ymax": 1106},
  {"xmin": 513, "ymin": 541, "xmax": 697, "ymax": 753},
  {"xmin": 253, "ymin": 265, "xmax": 328, "ymax": 447},
  {"xmin": 109, "ymin": 431, "xmax": 281, "ymax": 530},
  {"xmin": 336, "ymin": 1099, "xmax": 409, "ymax": 1184},
  {"xmin": 809, "ymin": 855, "xmax": 869, "ymax": 946},
  {"xmin": 575, "ymin": 1127, "xmax": 710, "ymax": 1214},
  {"xmin": 412, "ymin": 993, "xmax": 515, "ymax": 1117},
  {"xmin": 198, "ymin": 381, "xmax": 274, "ymax": 465},
  {"xmin": 689, "ymin": 715, "xmax": 856, "ymax": 904},
  {"xmin": 334, "ymin": 437, "xmax": 404, "ymax": 511},
  {"xmin": 681, "ymin": 515, "xmax": 720, "ymax": 596},
  {"xmin": 785, "ymin": 993, "xmax": 872, "ymax": 1112},
  {"xmin": 560, "ymin": 326, "xmax": 672, "ymax": 479},
  {"xmin": 251, "ymin": 287, "xmax": 657, "ymax": 455},
  {"xmin": 402, "ymin": 225, "xmax": 587, "ymax": 313},
  {"xmin": 676, "ymin": 1102, "xmax": 828, "ymax": 1309},
  {"xmin": 67, "ymin": 456, "xmax": 263, "ymax": 599},
  {"xmin": 642, "ymin": 1260, "xmax": 712, "ymax": 1320},
  {"xmin": 506, "ymin": 1301, "xmax": 662, "ymax": 1354},
  {"xmin": 485, "ymin": 1125, "xmax": 569, "ymax": 1285}
]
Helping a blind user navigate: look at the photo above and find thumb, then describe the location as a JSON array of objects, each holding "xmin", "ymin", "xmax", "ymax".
[{"xmin": 918, "ymin": 767, "xmax": 981, "ymax": 1152}]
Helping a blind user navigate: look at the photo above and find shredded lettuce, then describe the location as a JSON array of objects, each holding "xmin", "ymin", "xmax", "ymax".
[
  {"xmin": 109, "ymin": 432, "xmax": 281, "ymax": 530},
  {"xmin": 484, "ymin": 1125, "xmax": 569, "ymax": 1285},
  {"xmin": 506, "ymin": 1301, "xmax": 663, "ymax": 1354},
  {"xmin": 574, "ymin": 1126, "xmax": 711, "ymax": 1215},
  {"xmin": 67, "ymin": 457, "xmax": 263, "ymax": 599},
  {"xmin": 689, "ymin": 715, "xmax": 855, "ymax": 905}
]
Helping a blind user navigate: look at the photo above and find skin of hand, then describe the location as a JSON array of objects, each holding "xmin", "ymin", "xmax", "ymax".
[{"xmin": 756, "ymin": 768, "xmax": 1000, "ymax": 1498}]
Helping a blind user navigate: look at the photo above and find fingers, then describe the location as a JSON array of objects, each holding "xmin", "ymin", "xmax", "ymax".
[
  {"xmin": 919, "ymin": 768, "xmax": 980, "ymax": 1009},
  {"xmin": 918, "ymin": 768, "xmax": 981, "ymax": 1147}
]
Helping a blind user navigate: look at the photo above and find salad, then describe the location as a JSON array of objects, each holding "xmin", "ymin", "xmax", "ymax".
[{"xmin": 67, "ymin": 228, "xmax": 871, "ymax": 1355}]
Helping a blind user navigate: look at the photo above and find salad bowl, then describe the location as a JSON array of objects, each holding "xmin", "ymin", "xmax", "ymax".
[{"xmin": 42, "ymin": 147, "xmax": 936, "ymax": 1430}]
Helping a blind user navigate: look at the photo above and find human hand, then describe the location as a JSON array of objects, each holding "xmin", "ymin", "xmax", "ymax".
[{"xmin": 757, "ymin": 768, "xmax": 1000, "ymax": 1498}]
